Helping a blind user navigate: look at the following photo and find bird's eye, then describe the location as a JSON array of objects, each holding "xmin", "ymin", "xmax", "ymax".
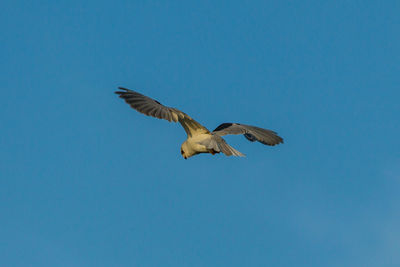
[{"xmin": 181, "ymin": 149, "xmax": 184, "ymax": 155}]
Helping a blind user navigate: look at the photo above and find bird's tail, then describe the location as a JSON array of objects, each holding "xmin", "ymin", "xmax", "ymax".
[
  {"xmin": 199, "ymin": 135, "xmax": 245, "ymax": 157},
  {"xmin": 218, "ymin": 141, "xmax": 245, "ymax": 157}
]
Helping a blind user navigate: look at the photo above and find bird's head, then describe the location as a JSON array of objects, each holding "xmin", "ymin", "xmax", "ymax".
[
  {"xmin": 180, "ymin": 142, "xmax": 188, "ymax": 159},
  {"xmin": 180, "ymin": 141, "xmax": 193, "ymax": 160}
]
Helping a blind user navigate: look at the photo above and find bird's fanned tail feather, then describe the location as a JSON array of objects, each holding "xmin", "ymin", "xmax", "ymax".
[{"xmin": 199, "ymin": 135, "xmax": 245, "ymax": 157}]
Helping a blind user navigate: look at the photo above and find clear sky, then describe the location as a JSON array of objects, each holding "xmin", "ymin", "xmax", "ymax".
[{"xmin": 1, "ymin": 1, "xmax": 399, "ymax": 266}]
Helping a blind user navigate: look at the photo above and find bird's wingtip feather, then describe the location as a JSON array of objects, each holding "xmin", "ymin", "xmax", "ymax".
[
  {"xmin": 117, "ymin": 87, "xmax": 132, "ymax": 92},
  {"xmin": 115, "ymin": 87, "xmax": 133, "ymax": 95}
]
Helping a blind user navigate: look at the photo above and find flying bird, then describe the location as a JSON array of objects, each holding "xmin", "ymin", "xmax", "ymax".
[{"xmin": 115, "ymin": 87, "xmax": 283, "ymax": 159}]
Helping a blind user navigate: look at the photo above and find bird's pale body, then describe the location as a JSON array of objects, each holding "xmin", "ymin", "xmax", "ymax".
[{"xmin": 181, "ymin": 134, "xmax": 212, "ymax": 159}]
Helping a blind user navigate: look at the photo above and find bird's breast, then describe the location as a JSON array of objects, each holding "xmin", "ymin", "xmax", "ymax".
[{"xmin": 186, "ymin": 134, "xmax": 212, "ymax": 153}]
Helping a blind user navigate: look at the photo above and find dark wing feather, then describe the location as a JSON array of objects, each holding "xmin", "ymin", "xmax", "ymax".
[
  {"xmin": 212, "ymin": 123, "xmax": 283, "ymax": 146},
  {"xmin": 115, "ymin": 87, "xmax": 209, "ymax": 136}
]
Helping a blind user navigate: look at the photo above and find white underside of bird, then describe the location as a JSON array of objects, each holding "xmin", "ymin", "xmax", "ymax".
[
  {"xmin": 180, "ymin": 133, "xmax": 244, "ymax": 159},
  {"xmin": 115, "ymin": 87, "xmax": 283, "ymax": 159}
]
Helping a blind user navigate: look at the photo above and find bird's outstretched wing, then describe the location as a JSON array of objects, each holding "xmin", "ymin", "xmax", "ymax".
[
  {"xmin": 115, "ymin": 87, "xmax": 209, "ymax": 137},
  {"xmin": 212, "ymin": 123, "xmax": 283, "ymax": 146}
]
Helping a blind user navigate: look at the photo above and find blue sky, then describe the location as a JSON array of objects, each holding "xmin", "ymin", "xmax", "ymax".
[{"xmin": 1, "ymin": 1, "xmax": 399, "ymax": 266}]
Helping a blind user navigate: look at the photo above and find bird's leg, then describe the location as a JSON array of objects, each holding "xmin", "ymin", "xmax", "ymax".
[{"xmin": 209, "ymin": 149, "xmax": 219, "ymax": 155}]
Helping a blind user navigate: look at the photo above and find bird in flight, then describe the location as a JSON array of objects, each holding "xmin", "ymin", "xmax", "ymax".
[{"xmin": 115, "ymin": 87, "xmax": 283, "ymax": 159}]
